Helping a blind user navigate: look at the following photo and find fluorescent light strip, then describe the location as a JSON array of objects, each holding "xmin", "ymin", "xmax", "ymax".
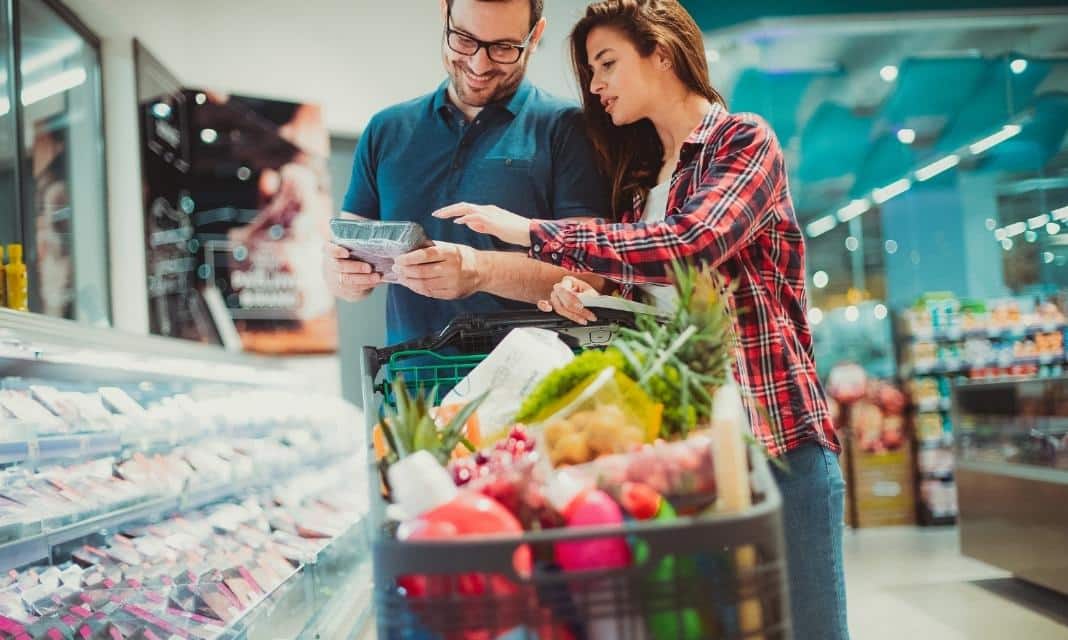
[
  {"xmin": 837, "ymin": 199, "xmax": 871, "ymax": 223},
  {"xmin": 0, "ymin": 39, "xmax": 82, "ymax": 85},
  {"xmin": 969, "ymin": 124, "xmax": 1022, "ymax": 155},
  {"xmin": 806, "ymin": 215, "xmax": 838, "ymax": 238},
  {"xmin": 872, "ymin": 178, "xmax": 912, "ymax": 204},
  {"xmin": 21, "ymin": 67, "xmax": 87, "ymax": 105},
  {"xmin": 1053, "ymin": 206, "xmax": 1068, "ymax": 222},
  {"xmin": 915, "ymin": 154, "xmax": 960, "ymax": 182},
  {"xmin": 1028, "ymin": 214, "xmax": 1050, "ymax": 229},
  {"xmin": 1004, "ymin": 222, "xmax": 1028, "ymax": 238}
]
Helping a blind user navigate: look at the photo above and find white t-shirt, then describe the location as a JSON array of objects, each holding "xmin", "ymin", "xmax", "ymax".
[{"xmin": 638, "ymin": 180, "xmax": 680, "ymax": 311}]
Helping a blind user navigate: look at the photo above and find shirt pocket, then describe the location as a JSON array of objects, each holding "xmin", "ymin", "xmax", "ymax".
[{"xmin": 466, "ymin": 157, "xmax": 546, "ymax": 214}]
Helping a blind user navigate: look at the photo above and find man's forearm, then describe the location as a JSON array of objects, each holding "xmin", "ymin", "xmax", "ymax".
[{"xmin": 475, "ymin": 251, "xmax": 606, "ymax": 303}]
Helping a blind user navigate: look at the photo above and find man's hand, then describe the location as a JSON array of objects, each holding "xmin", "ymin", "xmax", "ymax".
[
  {"xmin": 392, "ymin": 241, "xmax": 482, "ymax": 300},
  {"xmin": 322, "ymin": 242, "xmax": 382, "ymax": 302}
]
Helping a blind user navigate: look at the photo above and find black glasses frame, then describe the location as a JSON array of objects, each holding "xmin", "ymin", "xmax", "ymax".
[{"xmin": 444, "ymin": 10, "xmax": 537, "ymax": 65}]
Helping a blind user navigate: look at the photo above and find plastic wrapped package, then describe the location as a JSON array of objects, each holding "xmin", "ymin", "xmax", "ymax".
[
  {"xmin": 328, "ymin": 219, "xmax": 432, "ymax": 280},
  {"xmin": 534, "ymin": 367, "xmax": 648, "ymax": 467},
  {"xmin": 566, "ymin": 433, "xmax": 718, "ymax": 513}
]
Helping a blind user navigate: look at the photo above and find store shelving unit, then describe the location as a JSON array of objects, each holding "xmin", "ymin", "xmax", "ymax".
[
  {"xmin": 895, "ymin": 297, "xmax": 1068, "ymax": 525},
  {"xmin": 0, "ymin": 309, "xmax": 371, "ymax": 639},
  {"xmin": 954, "ymin": 375, "xmax": 1068, "ymax": 597}
]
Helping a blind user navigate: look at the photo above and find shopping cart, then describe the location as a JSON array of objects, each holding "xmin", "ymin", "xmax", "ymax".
[{"xmin": 361, "ymin": 312, "xmax": 792, "ymax": 640}]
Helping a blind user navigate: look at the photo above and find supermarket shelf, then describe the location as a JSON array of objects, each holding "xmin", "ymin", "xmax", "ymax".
[
  {"xmin": 223, "ymin": 516, "xmax": 372, "ymax": 640},
  {"xmin": 953, "ymin": 373, "xmax": 1068, "ymax": 389},
  {"xmin": 0, "ymin": 309, "xmax": 293, "ymax": 387},
  {"xmin": 917, "ymin": 436, "xmax": 954, "ymax": 449},
  {"xmin": 0, "ymin": 422, "xmax": 282, "ymax": 468},
  {"xmin": 907, "ymin": 353, "xmax": 1067, "ymax": 377},
  {"xmin": 912, "ymin": 397, "xmax": 953, "ymax": 413},
  {"xmin": 0, "ymin": 457, "xmax": 349, "ymax": 572},
  {"xmin": 0, "ymin": 494, "xmax": 181, "ymax": 572},
  {"xmin": 919, "ymin": 469, "xmax": 954, "ymax": 480},
  {"xmin": 902, "ymin": 323, "xmax": 1066, "ymax": 343}
]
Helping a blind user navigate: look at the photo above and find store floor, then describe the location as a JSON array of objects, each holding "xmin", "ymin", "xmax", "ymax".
[{"xmin": 845, "ymin": 526, "xmax": 1068, "ymax": 639}]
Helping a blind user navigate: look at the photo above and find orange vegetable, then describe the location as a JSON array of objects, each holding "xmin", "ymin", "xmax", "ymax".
[{"xmin": 434, "ymin": 403, "xmax": 482, "ymax": 458}]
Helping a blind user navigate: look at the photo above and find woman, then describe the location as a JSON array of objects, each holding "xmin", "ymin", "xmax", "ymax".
[{"xmin": 435, "ymin": 1, "xmax": 850, "ymax": 637}]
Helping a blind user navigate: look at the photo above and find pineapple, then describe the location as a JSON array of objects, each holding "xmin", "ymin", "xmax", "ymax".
[
  {"xmin": 376, "ymin": 376, "xmax": 487, "ymax": 495},
  {"xmin": 612, "ymin": 261, "xmax": 737, "ymax": 438}
]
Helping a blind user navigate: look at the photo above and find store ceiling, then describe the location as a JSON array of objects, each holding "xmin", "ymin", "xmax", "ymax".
[
  {"xmin": 706, "ymin": 11, "xmax": 1068, "ymax": 222},
  {"xmin": 50, "ymin": 1, "xmax": 1068, "ymax": 225}
]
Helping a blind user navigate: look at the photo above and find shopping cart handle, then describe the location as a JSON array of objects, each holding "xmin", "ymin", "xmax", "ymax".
[{"xmin": 363, "ymin": 309, "xmax": 639, "ymax": 378}]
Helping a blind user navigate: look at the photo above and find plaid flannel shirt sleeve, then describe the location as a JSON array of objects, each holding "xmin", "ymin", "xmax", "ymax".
[{"xmin": 529, "ymin": 117, "xmax": 784, "ymax": 286}]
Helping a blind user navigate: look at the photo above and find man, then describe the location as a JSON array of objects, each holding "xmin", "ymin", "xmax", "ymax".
[{"xmin": 325, "ymin": 0, "xmax": 609, "ymax": 345}]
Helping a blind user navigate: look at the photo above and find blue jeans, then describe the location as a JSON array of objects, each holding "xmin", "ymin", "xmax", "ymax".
[{"xmin": 772, "ymin": 442, "xmax": 850, "ymax": 640}]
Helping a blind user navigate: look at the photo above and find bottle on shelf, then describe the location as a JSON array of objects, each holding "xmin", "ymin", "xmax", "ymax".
[
  {"xmin": 5, "ymin": 243, "xmax": 28, "ymax": 311},
  {"xmin": 0, "ymin": 245, "xmax": 6, "ymax": 308}
]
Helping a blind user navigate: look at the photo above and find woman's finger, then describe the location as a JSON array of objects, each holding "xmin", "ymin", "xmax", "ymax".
[
  {"xmin": 432, "ymin": 202, "xmax": 473, "ymax": 219},
  {"xmin": 552, "ymin": 282, "xmax": 597, "ymax": 323},
  {"xmin": 550, "ymin": 287, "xmax": 592, "ymax": 325}
]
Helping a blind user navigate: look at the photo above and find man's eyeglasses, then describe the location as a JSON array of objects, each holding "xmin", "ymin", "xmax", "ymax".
[{"xmin": 445, "ymin": 11, "xmax": 536, "ymax": 65}]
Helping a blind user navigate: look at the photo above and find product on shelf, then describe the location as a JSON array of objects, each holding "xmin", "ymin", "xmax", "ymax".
[
  {"xmin": 3, "ymin": 244, "xmax": 27, "ymax": 312},
  {"xmin": 0, "ymin": 458, "xmax": 365, "ymax": 638},
  {"xmin": 829, "ymin": 362, "xmax": 916, "ymax": 528}
]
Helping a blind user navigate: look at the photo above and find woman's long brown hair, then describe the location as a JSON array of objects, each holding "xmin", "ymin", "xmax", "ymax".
[{"xmin": 570, "ymin": 0, "xmax": 725, "ymax": 218}]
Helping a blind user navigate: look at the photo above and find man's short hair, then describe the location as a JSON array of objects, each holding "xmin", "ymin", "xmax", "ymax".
[{"xmin": 446, "ymin": 0, "xmax": 544, "ymax": 31}]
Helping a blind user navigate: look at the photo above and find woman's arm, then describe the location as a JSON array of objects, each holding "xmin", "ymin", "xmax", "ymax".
[{"xmin": 529, "ymin": 117, "xmax": 785, "ymax": 285}]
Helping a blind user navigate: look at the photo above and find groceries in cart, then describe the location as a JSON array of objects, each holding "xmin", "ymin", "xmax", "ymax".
[
  {"xmin": 328, "ymin": 218, "xmax": 432, "ymax": 281},
  {"xmin": 369, "ymin": 264, "xmax": 787, "ymax": 640}
]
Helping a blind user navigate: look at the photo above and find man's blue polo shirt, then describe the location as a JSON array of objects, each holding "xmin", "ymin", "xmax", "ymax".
[{"xmin": 342, "ymin": 79, "xmax": 608, "ymax": 346}]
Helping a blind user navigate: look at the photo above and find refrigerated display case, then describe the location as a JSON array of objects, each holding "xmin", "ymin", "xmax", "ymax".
[
  {"xmin": 0, "ymin": 309, "xmax": 372, "ymax": 638},
  {"xmin": 954, "ymin": 375, "xmax": 1068, "ymax": 596}
]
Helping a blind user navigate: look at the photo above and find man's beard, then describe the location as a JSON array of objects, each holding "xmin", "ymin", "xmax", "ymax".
[{"xmin": 449, "ymin": 60, "xmax": 525, "ymax": 108}]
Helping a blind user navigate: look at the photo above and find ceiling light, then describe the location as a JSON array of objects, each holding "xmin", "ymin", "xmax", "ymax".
[
  {"xmin": 880, "ymin": 65, "xmax": 898, "ymax": 82},
  {"xmin": 969, "ymin": 124, "xmax": 1022, "ymax": 155},
  {"xmin": 1004, "ymin": 222, "xmax": 1027, "ymax": 238},
  {"xmin": 200, "ymin": 128, "xmax": 219, "ymax": 144},
  {"xmin": 813, "ymin": 271, "xmax": 829, "ymax": 289},
  {"xmin": 20, "ymin": 67, "xmax": 87, "ymax": 106},
  {"xmin": 806, "ymin": 215, "xmax": 837, "ymax": 238},
  {"xmin": 845, "ymin": 306, "xmax": 859, "ymax": 322},
  {"xmin": 845, "ymin": 236, "xmax": 860, "ymax": 252},
  {"xmin": 1028, "ymin": 214, "xmax": 1050, "ymax": 229},
  {"xmin": 195, "ymin": 93, "xmax": 207, "ymax": 105},
  {"xmin": 984, "ymin": 218, "xmax": 997, "ymax": 231},
  {"xmin": 874, "ymin": 304, "xmax": 888, "ymax": 320},
  {"xmin": 1048, "ymin": 222, "xmax": 1062, "ymax": 235},
  {"xmin": 885, "ymin": 240, "xmax": 898, "ymax": 254},
  {"xmin": 872, "ymin": 178, "xmax": 912, "ymax": 204},
  {"xmin": 1044, "ymin": 252, "xmax": 1055, "ymax": 264},
  {"xmin": 837, "ymin": 199, "xmax": 871, "ymax": 223},
  {"xmin": 1001, "ymin": 238, "xmax": 1014, "ymax": 251},
  {"xmin": 915, "ymin": 154, "xmax": 960, "ymax": 182},
  {"xmin": 808, "ymin": 307, "xmax": 824, "ymax": 326},
  {"xmin": 1052, "ymin": 205, "xmax": 1068, "ymax": 221},
  {"xmin": 151, "ymin": 102, "xmax": 171, "ymax": 119},
  {"xmin": 1025, "ymin": 230, "xmax": 1038, "ymax": 243},
  {"xmin": 1010, "ymin": 58, "xmax": 1028, "ymax": 74},
  {"xmin": 896, "ymin": 128, "xmax": 916, "ymax": 144},
  {"xmin": 994, "ymin": 228, "xmax": 1007, "ymax": 241}
]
